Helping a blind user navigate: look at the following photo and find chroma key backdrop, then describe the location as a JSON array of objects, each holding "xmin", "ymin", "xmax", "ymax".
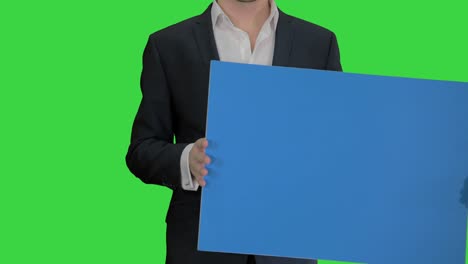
[{"xmin": 0, "ymin": 0, "xmax": 467, "ymax": 263}]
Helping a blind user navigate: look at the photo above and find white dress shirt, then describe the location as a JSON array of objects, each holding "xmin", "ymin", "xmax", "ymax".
[{"xmin": 181, "ymin": 0, "xmax": 279, "ymax": 191}]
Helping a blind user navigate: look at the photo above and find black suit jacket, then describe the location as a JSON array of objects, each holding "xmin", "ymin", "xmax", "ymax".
[{"xmin": 126, "ymin": 5, "xmax": 342, "ymax": 223}]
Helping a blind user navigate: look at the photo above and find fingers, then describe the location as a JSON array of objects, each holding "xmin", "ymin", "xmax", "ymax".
[
  {"xmin": 192, "ymin": 158, "xmax": 209, "ymax": 187},
  {"xmin": 195, "ymin": 167, "xmax": 208, "ymax": 187},
  {"xmin": 192, "ymin": 144, "xmax": 211, "ymax": 164},
  {"xmin": 190, "ymin": 138, "xmax": 211, "ymax": 187},
  {"xmin": 193, "ymin": 151, "xmax": 211, "ymax": 164},
  {"xmin": 194, "ymin": 138, "xmax": 208, "ymax": 151}
]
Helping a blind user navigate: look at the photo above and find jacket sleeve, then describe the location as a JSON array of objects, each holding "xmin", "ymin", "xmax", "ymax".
[
  {"xmin": 326, "ymin": 32, "xmax": 343, "ymax": 72},
  {"xmin": 125, "ymin": 36, "xmax": 188, "ymax": 190}
]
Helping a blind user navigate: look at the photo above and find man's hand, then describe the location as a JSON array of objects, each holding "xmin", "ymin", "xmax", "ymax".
[{"xmin": 189, "ymin": 138, "xmax": 211, "ymax": 187}]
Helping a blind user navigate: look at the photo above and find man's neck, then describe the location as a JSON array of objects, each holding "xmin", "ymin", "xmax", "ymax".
[{"xmin": 216, "ymin": 0, "xmax": 271, "ymax": 33}]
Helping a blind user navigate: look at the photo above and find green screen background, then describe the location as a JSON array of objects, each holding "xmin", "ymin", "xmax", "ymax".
[{"xmin": 1, "ymin": 0, "xmax": 467, "ymax": 263}]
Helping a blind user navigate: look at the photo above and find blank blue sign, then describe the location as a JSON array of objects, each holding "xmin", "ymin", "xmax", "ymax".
[{"xmin": 198, "ymin": 61, "xmax": 468, "ymax": 264}]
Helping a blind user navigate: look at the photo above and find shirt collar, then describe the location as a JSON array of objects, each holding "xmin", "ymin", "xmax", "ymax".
[{"xmin": 211, "ymin": 0, "xmax": 279, "ymax": 33}]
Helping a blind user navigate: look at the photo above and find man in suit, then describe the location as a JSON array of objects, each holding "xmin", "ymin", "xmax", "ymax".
[{"xmin": 126, "ymin": 0, "xmax": 342, "ymax": 263}]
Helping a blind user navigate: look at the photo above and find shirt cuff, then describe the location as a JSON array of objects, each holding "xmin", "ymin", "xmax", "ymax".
[{"xmin": 180, "ymin": 143, "xmax": 199, "ymax": 191}]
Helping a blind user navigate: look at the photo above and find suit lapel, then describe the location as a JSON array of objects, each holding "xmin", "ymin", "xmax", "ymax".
[
  {"xmin": 192, "ymin": 5, "xmax": 293, "ymax": 66},
  {"xmin": 193, "ymin": 4, "xmax": 220, "ymax": 66},
  {"xmin": 272, "ymin": 10, "xmax": 294, "ymax": 67}
]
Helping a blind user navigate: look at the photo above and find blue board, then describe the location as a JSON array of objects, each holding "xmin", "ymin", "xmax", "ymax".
[{"xmin": 199, "ymin": 61, "xmax": 468, "ymax": 264}]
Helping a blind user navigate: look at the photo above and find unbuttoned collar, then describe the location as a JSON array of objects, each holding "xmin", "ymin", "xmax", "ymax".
[{"xmin": 211, "ymin": 0, "xmax": 279, "ymax": 35}]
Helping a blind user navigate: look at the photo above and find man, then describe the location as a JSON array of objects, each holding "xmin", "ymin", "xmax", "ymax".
[{"xmin": 126, "ymin": 0, "xmax": 342, "ymax": 263}]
